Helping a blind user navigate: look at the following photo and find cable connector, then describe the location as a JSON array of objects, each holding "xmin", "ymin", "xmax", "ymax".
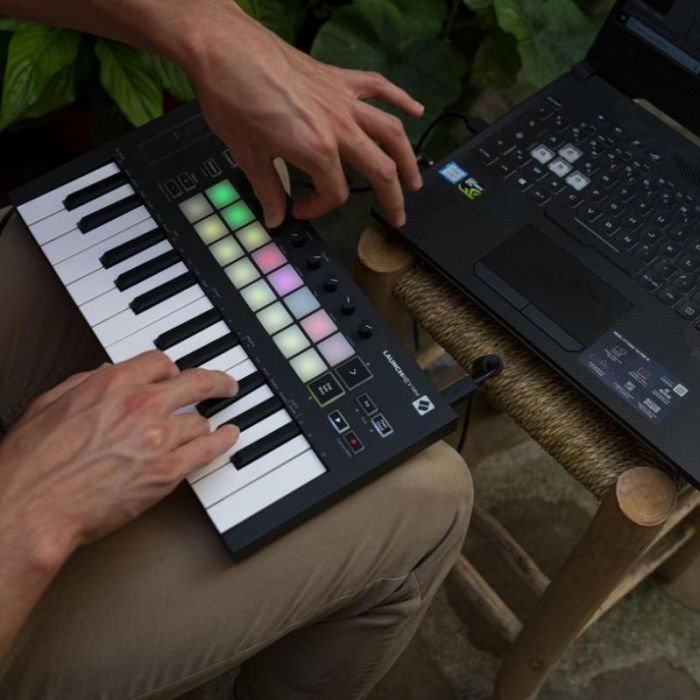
[{"xmin": 440, "ymin": 354, "xmax": 503, "ymax": 407}]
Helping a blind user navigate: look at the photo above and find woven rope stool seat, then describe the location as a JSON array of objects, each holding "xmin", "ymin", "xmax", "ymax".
[{"xmin": 395, "ymin": 264, "xmax": 680, "ymax": 498}]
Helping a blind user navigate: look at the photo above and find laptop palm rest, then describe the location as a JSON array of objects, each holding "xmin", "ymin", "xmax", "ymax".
[{"xmin": 475, "ymin": 225, "xmax": 632, "ymax": 352}]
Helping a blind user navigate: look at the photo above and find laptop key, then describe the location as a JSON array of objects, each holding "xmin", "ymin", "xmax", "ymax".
[
  {"xmin": 636, "ymin": 243, "xmax": 658, "ymax": 264},
  {"xmin": 678, "ymin": 302, "xmax": 700, "ymax": 322},
  {"xmin": 679, "ymin": 256, "xmax": 700, "ymax": 273},
  {"xmin": 673, "ymin": 273, "xmax": 696, "ymax": 293},
  {"xmin": 639, "ymin": 273, "xmax": 663, "ymax": 291},
  {"xmin": 653, "ymin": 258, "xmax": 676, "ymax": 278},
  {"xmin": 658, "ymin": 287, "xmax": 682, "ymax": 306}
]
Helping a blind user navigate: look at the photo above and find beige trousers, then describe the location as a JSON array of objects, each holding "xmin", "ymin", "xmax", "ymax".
[{"xmin": 0, "ymin": 211, "xmax": 473, "ymax": 699}]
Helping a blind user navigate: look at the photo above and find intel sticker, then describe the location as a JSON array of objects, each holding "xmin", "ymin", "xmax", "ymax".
[{"xmin": 439, "ymin": 161, "xmax": 468, "ymax": 185}]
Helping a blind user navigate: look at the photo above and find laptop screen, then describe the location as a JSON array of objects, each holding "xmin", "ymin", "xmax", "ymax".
[{"xmin": 589, "ymin": 0, "xmax": 699, "ymax": 134}]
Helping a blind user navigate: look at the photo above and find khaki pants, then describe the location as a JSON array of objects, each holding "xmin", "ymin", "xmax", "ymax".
[{"xmin": 0, "ymin": 212, "xmax": 473, "ymax": 699}]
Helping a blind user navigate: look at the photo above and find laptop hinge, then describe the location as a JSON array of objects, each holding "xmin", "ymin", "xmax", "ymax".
[{"xmin": 572, "ymin": 61, "xmax": 596, "ymax": 81}]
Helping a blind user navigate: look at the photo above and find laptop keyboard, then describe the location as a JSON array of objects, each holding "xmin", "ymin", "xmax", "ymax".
[{"xmin": 477, "ymin": 96, "xmax": 700, "ymax": 325}]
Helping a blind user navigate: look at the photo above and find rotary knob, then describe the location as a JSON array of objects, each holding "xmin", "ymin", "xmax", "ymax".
[
  {"xmin": 307, "ymin": 254, "xmax": 323, "ymax": 270},
  {"xmin": 341, "ymin": 296, "xmax": 356, "ymax": 316},
  {"xmin": 290, "ymin": 231, "xmax": 306, "ymax": 248},
  {"xmin": 358, "ymin": 321, "xmax": 374, "ymax": 339},
  {"xmin": 323, "ymin": 274, "xmax": 339, "ymax": 293}
]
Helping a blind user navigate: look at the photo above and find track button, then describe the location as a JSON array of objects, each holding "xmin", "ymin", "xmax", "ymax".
[
  {"xmin": 307, "ymin": 372, "xmax": 344, "ymax": 406},
  {"xmin": 328, "ymin": 410, "xmax": 349, "ymax": 434}
]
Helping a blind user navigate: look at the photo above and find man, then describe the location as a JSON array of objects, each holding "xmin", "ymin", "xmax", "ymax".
[{"xmin": 0, "ymin": 1, "xmax": 473, "ymax": 698}]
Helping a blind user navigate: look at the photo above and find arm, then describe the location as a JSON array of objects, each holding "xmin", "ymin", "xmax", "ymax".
[
  {"xmin": 0, "ymin": 353, "xmax": 238, "ymax": 660},
  {"xmin": 0, "ymin": 0, "xmax": 423, "ymax": 228}
]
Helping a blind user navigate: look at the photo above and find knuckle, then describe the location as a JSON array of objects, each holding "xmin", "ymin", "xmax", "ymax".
[
  {"xmin": 124, "ymin": 389, "xmax": 159, "ymax": 415},
  {"xmin": 141, "ymin": 424, "xmax": 169, "ymax": 452},
  {"xmin": 329, "ymin": 184, "xmax": 350, "ymax": 207},
  {"xmin": 309, "ymin": 131, "xmax": 337, "ymax": 160},
  {"xmin": 187, "ymin": 368, "xmax": 216, "ymax": 394},
  {"xmin": 150, "ymin": 455, "xmax": 178, "ymax": 482},
  {"xmin": 373, "ymin": 160, "xmax": 398, "ymax": 184},
  {"xmin": 386, "ymin": 116, "xmax": 404, "ymax": 138}
]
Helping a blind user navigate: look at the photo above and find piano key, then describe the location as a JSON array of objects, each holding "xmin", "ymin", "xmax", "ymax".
[
  {"xmin": 130, "ymin": 271, "xmax": 196, "ymax": 315},
  {"xmin": 67, "ymin": 240, "xmax": 172, "ymax": 306},
  {"xmin": 17, "ymin": 162, "xmax": 120, "ymax": 224},
  {"xmin": 53, "ymin": 220, "xmax": 162, "ymax": 285},
  {"xmin": 175, "ymin": 332, "xmax": 239, "ymax": 370},
  {"xmin": 93, "ymin": 284, "xmax": 205, "ymax": 347},
  {"xmin": 197, "ymin": 369, "xmax": 265, "ymax": 418},
  {"xmin": 154, "ymin": 308, "xmax": 221, "ymax": 351},
  {"xmin": 78, "ymin": 193, "xmax": 142, "ymax": 233},
  {"xmin": 31, "ymin": 183, "xmax": 135, "ymax": 246},
  {"xmin": 106, "ymin": 296, "xmax": 214, "ymax": 362},
  {"xmin": 199, "ymin": 345, "xmax": 249, "ymax": 373},
  {"xmin": 100, "ymin": 227, "xmax": 167, "ymax": 270},
  {"xmin": 64, "ymin": 171, "xmax": 129, "ymax": 210},
  {"xmin": 224, "ymin": 395, "xmax": 283, "ymax": 433},
  {"xmin": 230, "ymin": 408, "xmax": 292, "ymax": 456},
  {"xmin": 43, "ymin": 206, "xmax": 151, "ymax": 265},
  {"xmin": 163, "ymin": 321, "xmax": 230, "ymax": 364},
  {"xmin": 208, "ymin": 385, "xmax": 274, "ymax": 430},
  {"xmin": 190, "ymin": 434, "xmax": 310, "ymax": 506},
  {"xmin": 232, "ymin": 421, "xmax": 301, "ymax": 469},
  {"xmin": 81, "ymin": 263, "xmax": 189, "ymax": 326},
  {"xmin": 206, "ymin": 448, "xmax": 326, "ymax": 533},
  {"xmin": 115, "ymin": 249, "xmax": 181, "ymax": 291}
]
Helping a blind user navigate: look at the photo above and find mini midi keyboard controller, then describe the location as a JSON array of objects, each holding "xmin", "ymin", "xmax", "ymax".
[{"xmin": 10, "ymin": 102, "xmax": 457, "ymax": 559}]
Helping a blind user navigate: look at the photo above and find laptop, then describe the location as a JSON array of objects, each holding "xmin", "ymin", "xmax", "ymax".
[{"xmin": 384, "ymin": 0, "xmax": 700, "ymax": 486}]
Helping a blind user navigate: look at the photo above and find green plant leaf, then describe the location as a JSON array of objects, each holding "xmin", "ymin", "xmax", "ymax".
[
  {"xmin": 238, "ymin": 0, "xmax": 307, "ymax": 42},
  {"xmin": 0, "ymin": 17, "xmax": 20, "ymax": 31},
  {"xmin": 147, "ymin": 52, "xmax": 195, "ymax": 102},
  {"xmin": 0, "ymin": 22, "xmax": 81, "ymax": 129},
  {"xmin": 494, "ymin": 0, "xmax": 596, "ymax": 86},
  {"xmin": 463, "ymin": 0, "xmax": 494, "ymax": 11},
  {"xmin": 95, "ymin": 39, "xmax": 162, "ymax": 126},
  {"xmin": 471, "ymin": 28, "xmax": 520, "ymax": 89},
  {"xmin": 312, "ymin": 0, "xmax": 465, "ymax": 142},
  {"xmin": 21, "ymin": 65, "xmax": 76, "ymax": 120}
]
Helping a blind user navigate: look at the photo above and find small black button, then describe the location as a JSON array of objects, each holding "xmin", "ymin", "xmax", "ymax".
[
  {"xmin": 358, "ymin": 321, "xmax": 374, "ymax": 339},
  {"xmin": 337, "ymin": 357, "xmax": 372, "ymax": 390},
  {"xmin": 307, "ymin": 254, "xmax": 323, "ymax": 270},
  {"xmin": 307, "ymin": 372, "xmax": 345, "ymax": 406},
  {"xmin": 328, "ymin": 410, "xmax": 349, "ymax": 434},
  {"xmin": 341, "ymin": 296, "xmax": 356, "ymax": 316},
  {"xmin": 371, "ymin": 414, "xmax": 393, "ymax": 438},
  {"xmin": 165, "ymin": 179, "xmax": 182, "ymax": 198},
  {"xmin": 357, "ymin": 393, "xmax": 378, "ymax": 416},
  {"xmin": 343, "ymin": 431, "xmax": 364, "ymax": 454},
  {"xmin": 290, "ymin": 231, "xmax": 306, "ymax": 248},
  {"xmin": 323, "ymin": 274, "xmax": 339, "ymax": 293},
  {"xmin": 178, "ymin": 173, "xmax": 196, "ymax": 191}
]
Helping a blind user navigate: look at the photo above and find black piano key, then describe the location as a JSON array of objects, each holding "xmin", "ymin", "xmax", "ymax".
[
  {"xmin": 129, "ymin": 272, "xmax": 196, "ymax": 315},
  {"xmin": 78, "ymin": 193, "xmax": 141, "ymax": 233},
  {"xmin": 197, "ymin": 371, "xmax": 265, "ymax": 419},
  {"xmin": 115, "ymin": 250, "xmax": 181, "ymax": 291},
  {"xmin": 100, "ymin": 228, "xmax": 166, "ymax": 268},
  {"xmin": 154, "ymin": 309, "xmax": 221, "ymax": 351},
  {"xmin": 232, "ymin": 422, "xmax": 302, "ymax": 470},
  {"xmin": 175, "ymin": 332, "xmax": 239, "ymax": 371},
  {"xmin": 63, "ymin": 172, "xmax": 130, "ymax": 211},
  {"xmin": 223, "ymin": 396, "xmax": 283, "ymax": 433}
]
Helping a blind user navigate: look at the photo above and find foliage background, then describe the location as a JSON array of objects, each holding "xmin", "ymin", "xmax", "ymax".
[{"xmin": 0, "ymin": 0, "xmax": 600, "ymax": 145}]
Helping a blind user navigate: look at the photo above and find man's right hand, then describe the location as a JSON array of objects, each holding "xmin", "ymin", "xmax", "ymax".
[{"xmin": 0, "ymin": 351, "xmax": 238, "ymax": 568}]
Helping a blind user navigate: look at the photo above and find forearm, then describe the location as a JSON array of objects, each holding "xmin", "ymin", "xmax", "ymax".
[{"xmin": 0, "ymin": 0, "xmax": 250, "ymax": 67}]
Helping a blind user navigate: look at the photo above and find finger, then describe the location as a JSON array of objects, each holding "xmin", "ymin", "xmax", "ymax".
[
  {"xmin": 168, "ymin": 412, "xmax": 211, "ymax": 449},
  {"xmin": 171, "ymin": 424, "xmax": 239, "ymax": 477},
  {"xmin": 349, "ymin": 70, "xmax": 424, "ymax": 118},
  {"xmin": 354, "ymin": 103, "xmax": 422, "ymax": 191},
  {"xmin": 160, "ymin": 368, "xmax": 237, "ymax": 413},
  {"xmin": 240, "ymin": 156, "xmax": 288, "ymax": 228},
  {"xmin": 339, "ymin": 129, "xmax": 406, "ymax": 228},
  {"xmin": 118, "ymin": 351, "xmax": 179, "ymax": 385},
  {"xmin": 21, "ymin": 370, "xmax": 95, "ymax": 422},
  {"xmin": 289, "ymin": 137, "xmax": 350, "ymax": 221}
]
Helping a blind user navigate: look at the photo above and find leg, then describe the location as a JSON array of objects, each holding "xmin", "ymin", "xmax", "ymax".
[
  {"xmin": 0, "ymin": 440, "xmax": 472, "ymax": 700},
  {"xmin": 0, "ymin": 209, "xmax": 105, "ymax": 429}
]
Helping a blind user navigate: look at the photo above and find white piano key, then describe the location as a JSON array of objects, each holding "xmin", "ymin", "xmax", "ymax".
[
  {"xmin": 30, "ymin": 183, "xmax": 135, "ymax": 246},
  {"xmin": 230, "ymin": 409, "xmax": 291, "ymax": 456},
  {"xmin": 17, "ymin": 162, "xmax": 120, "ymax": 225},
  {"xmin": 106, "ymin": 296, "xmax": 214, "ymax": 363},
  {"xmin": 199, "ymin": 345, "xmax": 249, "ymax": 373},
  {"xmin": 80, "ymin": 262, "xmax": 189, "ymax": 326},
  {"xmin": 95, "ymin": 285, "xmax": 205, "ymax": 348},
  {"xmin": 67, "ymin": 239, "xmax": 172, "ymax": 306},
  {"xmin": 164, "ymin": 321, "xmax": 230, "ymax": 363},
  {"xmin": 206, "ymin": 449, "xmax": 326, "ymax": 533},
  {"xmin": 43, "ymin": 206, "xmax": 151, "ymax": 265},
  {"xmin": 53, "ymin": 218, "xmax": 161, "ymax": 285},
  {"xmin": 209, "ymin": 385, "xmax": 274, "ymax": 430},
  {"xmin": 192, "ymin": 434, "xmax": 310, "ymax": 507}
]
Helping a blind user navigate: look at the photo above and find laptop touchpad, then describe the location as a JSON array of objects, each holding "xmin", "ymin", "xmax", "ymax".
[{"xmin": 476, "ymin": 225, "xmax": 632, "ymax": 349}]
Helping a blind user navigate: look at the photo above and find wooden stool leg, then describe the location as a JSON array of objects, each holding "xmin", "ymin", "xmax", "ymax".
[
  {"xmin": 355, "ymin": 223, "xmax": 415, "ymax": 341},
  {"xmin": 494, "ymin": 467, "xmax": 676, "ymax": 700},
  {"xmin": 657, "ymin": 510, "xmax": 700, "ymax": 611}
]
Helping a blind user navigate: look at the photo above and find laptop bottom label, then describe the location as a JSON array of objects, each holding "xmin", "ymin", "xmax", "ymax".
[{"xmin": 579, "ymin": 329, "xmax": 689, "ymax": 425}]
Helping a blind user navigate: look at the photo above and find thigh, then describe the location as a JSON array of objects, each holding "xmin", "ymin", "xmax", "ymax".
[
  {"xmin": 0, "ymin": 441, "xmax": 472, "ymax": 700},
  {"xmin": 0, "ymin": 209, "xmax": 105, "ymax": 429}
]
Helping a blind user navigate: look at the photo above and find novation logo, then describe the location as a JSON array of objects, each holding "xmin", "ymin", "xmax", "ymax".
[
  {"xmin": 438, "ymin": 161, "xmax": 485, "ymax": 201},
  {"xmin": 412, "ymin": 395, "xmax": 435, "ymax": 416}
]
